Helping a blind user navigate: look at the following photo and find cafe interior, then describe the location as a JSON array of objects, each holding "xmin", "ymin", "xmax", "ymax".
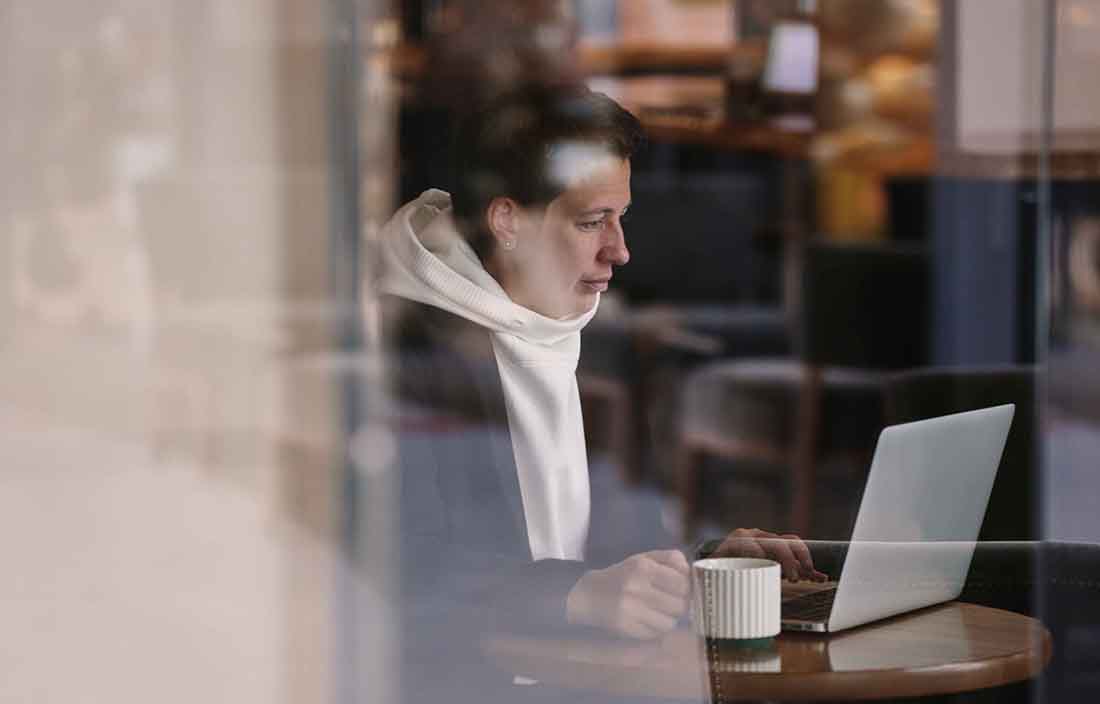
[{"xmin": 4, "ymin": 1, "xmax": 1100, "ymax": 702}]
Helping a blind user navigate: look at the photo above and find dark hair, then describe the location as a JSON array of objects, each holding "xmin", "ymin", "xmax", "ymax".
[{"xmin": 450, "ymin": 86, "xmax": 643, "ymax": 260}]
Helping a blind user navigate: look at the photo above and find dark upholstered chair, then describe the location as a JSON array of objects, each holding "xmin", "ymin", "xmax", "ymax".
[
  {"xmin": 677, "ymin": 242, "xmax": 929, "ymax": 539},
  {"xmin": 579, "ymin": 305, "xmax": 789, "ymax": 485},
  {"xmin": 885, "ymin": 365, "xmax": 1040, "ymax": 542},
  {"xmin": 959, "ymin": 541, "xmax": 1100, "ymax": 703}
]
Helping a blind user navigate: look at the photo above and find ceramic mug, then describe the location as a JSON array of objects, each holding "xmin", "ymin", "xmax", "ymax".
[{"xmin": 692, "ymin": 557, "xmax": 781, "ymax": 641}]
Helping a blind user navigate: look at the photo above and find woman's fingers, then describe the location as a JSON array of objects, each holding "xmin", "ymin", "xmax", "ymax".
[
  {"xmin": 648, "ymin": 559, "xmax": 690, "ymax": 598},
  {"xmin": 632, "ymin": 599, "xmax": 679, "ymax": 634},
  {"xmin": 615, "ymin": 590, "xmax": 680, "ymax": 639},
  {"xmin": 649, "ymin": 549, "xmax": 690, "ymax": 575},
  {"xmin": 716, "ymin": 529, "xmax": 768, "ymax": 559},
  {"xmin": 715, "ymin": 529, "xmax": 828, "ymax": 582},
  {"xmin": 753, "ymin": 531, "xmax": 802, "ymax": 581},
  {"xmin": 637, "ymin": 581, "xmax": 688, "ymax": 618},
  {"xmin": 781, "ymin": 533, "xmax": 829, "ymax": 581}
]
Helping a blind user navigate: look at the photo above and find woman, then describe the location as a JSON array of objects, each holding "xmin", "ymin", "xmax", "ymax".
[{"xmin": 376, "ymin": 86, "xmax": 822, "ymax": 702}]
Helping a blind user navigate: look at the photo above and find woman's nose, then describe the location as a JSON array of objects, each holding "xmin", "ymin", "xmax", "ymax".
[{"xmin": 600, "ymin": 221, "xmax": 630, "ymax": 266}]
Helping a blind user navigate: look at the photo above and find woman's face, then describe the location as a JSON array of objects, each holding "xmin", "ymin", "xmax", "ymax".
[{"xmin": 491, "ymin": 157, "xmax": 632, "ymax": 319}]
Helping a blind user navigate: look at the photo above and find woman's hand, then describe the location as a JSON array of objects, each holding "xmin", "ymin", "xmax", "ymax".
[
  {"xmin": 713, "ymin": 528, "xmax": 828, "ymax": 582},
  {"xmin": 566, "ymin": 550, "xmax": 690, "ymax": 639}
]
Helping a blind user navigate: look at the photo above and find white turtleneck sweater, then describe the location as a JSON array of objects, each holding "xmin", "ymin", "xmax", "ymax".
[{"xmin": 376, "ymin": 189, "xmax": 595, "ymax": 562}]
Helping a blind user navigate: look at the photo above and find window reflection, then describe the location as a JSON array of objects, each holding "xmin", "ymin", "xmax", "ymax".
[{"xmin": 2, "ymin": 1, "xmax": 1099, "ymax": 703}]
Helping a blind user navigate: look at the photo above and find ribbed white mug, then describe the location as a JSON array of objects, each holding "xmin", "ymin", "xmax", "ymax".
[{"xmin": 692, "ymin": 558, "xmax": 781, "ymax": 640}]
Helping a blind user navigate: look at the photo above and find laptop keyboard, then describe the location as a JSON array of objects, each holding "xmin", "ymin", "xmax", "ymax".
[{"xmin": 783, "ymin": 587, "xmax": 838, "ymax": 622}]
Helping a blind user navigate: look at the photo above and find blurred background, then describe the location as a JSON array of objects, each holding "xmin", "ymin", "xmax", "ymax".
[{"xmin": 2, "ymin": 0, "xmax": 1099, "ymax": 702}]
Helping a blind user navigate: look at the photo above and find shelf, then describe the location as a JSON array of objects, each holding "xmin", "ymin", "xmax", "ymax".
[
  {"xmin": 578, "ymin": 42, "xmax": 734, "ymax": 75},
  {"xmin": 387, "ymin": 41, "xmax": 746, "ymax": 79}
]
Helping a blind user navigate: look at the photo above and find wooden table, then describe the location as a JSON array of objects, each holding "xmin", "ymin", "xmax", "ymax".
[{"xmin": 484, "ymin": 602, "xmax": 1051, "ymax": 701}]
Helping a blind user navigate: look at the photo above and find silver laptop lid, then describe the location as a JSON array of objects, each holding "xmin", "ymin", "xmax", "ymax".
[{"xmin": 827, "ymin": 404, "xmax": 1015, "ymax": 632}]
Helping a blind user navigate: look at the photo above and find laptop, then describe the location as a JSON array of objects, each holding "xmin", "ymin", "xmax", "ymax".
[{"xmin": 781, "ymin": 404, "xmax": 1016, "ymax": 633}]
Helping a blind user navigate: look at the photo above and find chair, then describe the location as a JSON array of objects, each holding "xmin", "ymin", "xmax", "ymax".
[
  {"xmin": 633, "ymin": 305, "xmax": 790, "ymax": 486},
  {"xmin": 959, "ymin": 541, "xmax": 1100, "ymax": 703},
  {"xmin": 579, "ymin": 305, "xmax": 789, "ymax": 486},
  {"xmin": 885, "ymin": 365, "xmax": 1040, "ymax": 542},
  {"xmin": 677, "ymin": 241, "xmax": 929, "ymax": 539}
]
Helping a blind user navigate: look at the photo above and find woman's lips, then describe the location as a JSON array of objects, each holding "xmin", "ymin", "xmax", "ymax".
[{"xmin": 580, "ymin": 278, "xmax": 610, "ymax": 293}]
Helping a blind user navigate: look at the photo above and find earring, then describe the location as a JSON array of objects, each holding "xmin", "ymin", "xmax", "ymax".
[{"xmin": 502, "ymin": 239, "xmax": 516, "ymax": 251}]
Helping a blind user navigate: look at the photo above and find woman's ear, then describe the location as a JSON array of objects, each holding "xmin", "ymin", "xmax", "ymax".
[{"xmin": 486, "ymin": 197, "xmax": 520, "ymax": 249}]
